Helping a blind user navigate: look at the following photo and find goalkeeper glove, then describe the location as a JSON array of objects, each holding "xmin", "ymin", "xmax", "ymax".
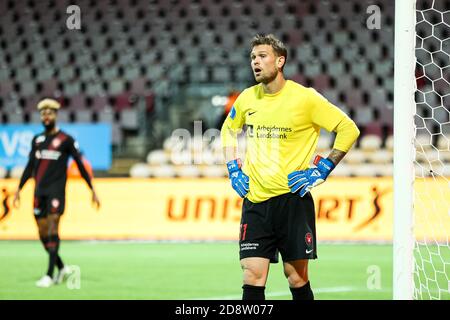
[
  {"xmin": 227, "ymin": 159, "xmax": 249, "ymax": 198},
  {"xmin": 288, "ymin": 155, "xmax": 335, "ymax": 197}
]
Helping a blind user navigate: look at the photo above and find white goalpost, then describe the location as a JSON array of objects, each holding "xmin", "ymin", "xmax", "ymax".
[
  {"xmin": 394, "ymin": 0, "xmax": 450, "ymax": 300},
  {"xmin": 394, "ymin": 0, "xmax": 416, "ymax": 300}
]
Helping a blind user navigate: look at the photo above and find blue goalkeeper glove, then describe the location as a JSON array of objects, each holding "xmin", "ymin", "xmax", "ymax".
[
  {"xmin": 227, "ymin": 159, "xmax": 249, "ymax": 198},
  {"xmin": 288, "ymin": 155, "xmax": 335, "ymax": 197}
]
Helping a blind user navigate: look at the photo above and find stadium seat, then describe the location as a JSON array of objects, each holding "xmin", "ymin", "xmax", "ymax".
[
  {"xmin": 427, "ymin": 161, "xmax": 450, "ymax": 177},
  {"xmin": 360, "ymin": 134, "xmax": 383, "ymax": 151},
  {"xmin": 363, "ymin": 121, "xmax": 383, "ymax": 138},
  {"xmin": 385, "ymin": 135, "xmax": 393, "ymax": 151},
  {"xmin": 15, "ymin": 68, "xmax": 33, "ymax": 82},
  {"xmin": 0, "ymin": 80, "xmax": 14, "ymax": 96},
  {"xmin": 91, "ymin": 95, "xmax": 110, "ymax": 111},
  {"xmin": 355, "ymin": 107, "xmax": 374, "ymax": 126},
  {"xmin": 303, "ymin": 59, "xmax": 322, "ymax": 78},
  {"xmin": 343, "ymin": 149, "xmax": 367, "ymax": 164},
  {"xmin": 120, "ymin": 109, "xmax": 138, "ymax": 130},
  {"xmin": 316, "ymin": 132, "xmax": 332, "ymax": 153},
  {"xmin": 97, "ymin": 108, "xmax": 115, "ymax": 123},
  {"xmin": 8, "ymin": 111, "xmax": 24, "ymax": 124},
  {"xmin": 352, "ymin": 164, "xmax": 380, "ymax": 177},
  {"xmin": 437, "ymin": 136, "xmax": 449, "ymax": 151},
  {"xmin": 111, "ymin": 123, "xmax": 123, "ymax": 146},
  {"xmin": 0, "ymin": 65, "xmax": 11, "ymax": 82},
  {"xmin": 440, "ymin": 164, "xmax": 450, "ymax": 177},
  {"xmin": 40, "ymin": 79, "xmax": 58, "ymax": 96},
  {"xmin": 129, "ymin": 163, "xmax": 152, "ymax": 178},
  {"xmin": 318, "ymin": 45, "xmax": 336, "ymax": 61},
  {"xmin": 415, "ymin": 134, "xmax": 433, "ymax": 150},
  {"xmin": 146, "ymin": 150, "xmax": 169, "ymax": 166},
  {"xmin": 175, "ymin": 165, "xmax": 201, "ymax": 178},
  {"xmin": 171, "ymin": 150, "xmax": 192, "ymax": 166},
  {"xmin": 415, "ymin": 149, "xmax": 440, "ymax": 164},
  {"xmin": 368, "ymin": 149, "xmax": 393, "ymax": 164},
  {"xmin": 296, "ymin": 44, "xmax": 314, "ymax": 61},
  {"xmin": 376, "ymin": 164, "xmax": 394, "ymax": 176},
  {"xmin": 163, "ymin": 136, "xmax": 183, "ymax": 153},
  {"xmin": 197, "ymin": 149, "xmax": 216, "ymax": 166},
  {"xmin": 330, "ymin": 163, "xmax": 353, "ymax": 177},
  {"xmin": 322, "ymin": 89, "xmax": 339, "ymax": 103},
  {"xmin": 75, "ymin": 109, "xmax": 93, "ymax": 123},
  {"xmin": 150, "ymin": 165, "xmax": 176, "ymax": 178}
]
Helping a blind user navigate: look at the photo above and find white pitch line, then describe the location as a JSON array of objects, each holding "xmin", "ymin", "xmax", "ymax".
[{"xmin": 192, "ymin": 286, "xmax": 357, "ymax": 300}]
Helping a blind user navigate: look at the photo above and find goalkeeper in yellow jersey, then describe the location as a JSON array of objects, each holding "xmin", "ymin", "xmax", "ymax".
[{"xmin": 221, "ymin": 34, "xmax": 360, "ymax": 300}]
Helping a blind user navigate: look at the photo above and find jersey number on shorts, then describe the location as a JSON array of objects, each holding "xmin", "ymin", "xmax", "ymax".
[{"xmin": 240, "ymin": 223, "xmax": 248, "ymax": 241}]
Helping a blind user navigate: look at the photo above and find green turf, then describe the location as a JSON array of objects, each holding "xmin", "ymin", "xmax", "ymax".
[
  {"xmin": 0, "ymin": 240, "xmax": 440, "ymax": 300},
  {"xmin": 0, "ymin": 241, "xmax": 398, "ymax": 300}
]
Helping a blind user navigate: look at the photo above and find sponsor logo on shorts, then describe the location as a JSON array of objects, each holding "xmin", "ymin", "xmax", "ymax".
[
  {"xmin": 306, "ymin": 249, "xmax": 314, "ymax": 254},
  {"xmin": 240, "ymin": 243, "xmax": 259, "ymax": 251}
]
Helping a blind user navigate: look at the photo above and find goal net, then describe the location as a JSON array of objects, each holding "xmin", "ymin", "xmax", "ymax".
[{"xmin": 413, "ymin": 0, "xmax": 450, "ymax": 300}]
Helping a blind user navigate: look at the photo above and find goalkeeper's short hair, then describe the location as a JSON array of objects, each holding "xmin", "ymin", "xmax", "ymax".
[{"xmin": 250, "ymin": 34, "xmax": 288, "ymax": 71}]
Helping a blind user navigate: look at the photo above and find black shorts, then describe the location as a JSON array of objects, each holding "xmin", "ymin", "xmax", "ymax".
[
  {"xmin": 239, "ymin": 192, "xmax": 317, "ymax": 263},
  {"xmin": 33, "ymin": 194, "xmax": 66, "ymax": 219}
]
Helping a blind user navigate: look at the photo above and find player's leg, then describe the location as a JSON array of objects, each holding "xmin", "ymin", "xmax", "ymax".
[
  {"xmin": 34, "ymin": 215, "xmax": 54, "ymax": 287},
  {"xmin": 275, "ymin": 193, "xmax": 317, "ymax": 300},
  {"xmin": 240, "ymin": 257, "xmax": 270, "ymax": 300},
  {"xmin": 47, "ymin": 213, "xmax": 68, "ymax": 284},
  {"xmin": 49, "ymin": 195, "xmax": 70, "ymax": 284},
  {"xmin": 239, "ymin": 199, "xmax": 278, "ymax": 300},
  {"xmin": 46, "ymin": 213, "xmax": 62, "ymax": 278},
  {"xmin": 36, "ymin": 215, "xmax": 64, "ymax": 272},
  {"xmin": 283, "ymin": 259, "xmax": 314, "ymax": 300}
]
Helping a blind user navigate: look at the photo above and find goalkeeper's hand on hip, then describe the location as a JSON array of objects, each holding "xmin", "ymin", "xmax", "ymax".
[
  {"xmin": 288, "ymin": 155, "xmax": 335, "ymax": 197},
  {"xmin": 227, "ymin": 159, "xmax": 249, "ymax": 198}
]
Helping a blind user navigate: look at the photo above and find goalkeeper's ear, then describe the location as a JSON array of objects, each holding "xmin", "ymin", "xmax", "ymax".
[{"xmin": 277, "ymin": 55, "xmax": 286, "ymax": 71}]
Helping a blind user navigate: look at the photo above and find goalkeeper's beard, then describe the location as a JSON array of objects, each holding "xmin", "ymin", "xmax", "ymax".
[{"xmin": 257, "ymin": 69, "xmax": 278, "ymax": 84}]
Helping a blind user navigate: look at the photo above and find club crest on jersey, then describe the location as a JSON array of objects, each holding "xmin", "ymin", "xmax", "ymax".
[
  {"xmin": 305, "ymin": 232, "xmax": 313, "ymax": 247},
  {"xmin": 51, "ymin": 199, "xmax": 60, "ymax": 209},
  {"xmin": 52, "ymin": 138, "xmax": 61, "ymax": 148}
]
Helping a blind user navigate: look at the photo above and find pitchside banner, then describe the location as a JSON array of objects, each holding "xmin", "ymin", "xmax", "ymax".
[
  {"xmin": 0, "ymin": 124, "xmax": 111, "ymax": 170},
  {"xmin": 0, "ymin": 178, "xmax": 448, "ymax": 241}
]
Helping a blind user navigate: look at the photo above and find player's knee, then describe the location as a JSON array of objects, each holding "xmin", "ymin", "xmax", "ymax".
[
  {"xmin": 284, "ymin": 270, "xmax": 308, "ymax": 287},
  {"xmin": 241, "ymin": 264, "xmax": 265, "ymax": 285},
  {"xmin": 38, "ymin": 227, "xmax": 47, "ymax": 238}
]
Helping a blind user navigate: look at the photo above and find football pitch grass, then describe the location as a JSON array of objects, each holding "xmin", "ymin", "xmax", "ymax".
[
  {"xmin": 0, "ymin": 241, "xmax": 446, "ymax": 300},
  {"xmin": 1, "ymin": 241, "xmax": 396, "ymax": 300}
]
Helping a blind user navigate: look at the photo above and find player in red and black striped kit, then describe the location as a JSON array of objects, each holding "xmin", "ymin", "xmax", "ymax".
[{"xmin": 13, "ymin": 98, "xmax": 101, "ymax": 288}]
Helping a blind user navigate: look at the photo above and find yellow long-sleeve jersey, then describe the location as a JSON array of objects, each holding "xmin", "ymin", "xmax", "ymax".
[{"xmin": 221, "ymin": 80, "xmax": 360, "ymax": 203}]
